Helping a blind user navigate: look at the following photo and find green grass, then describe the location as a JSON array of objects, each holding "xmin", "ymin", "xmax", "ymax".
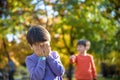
[
  {"xmin": 97, "ymin": 77, "xmax": 120, "ymax": 80},
  {"xmin": 63, "ymin": 77, "xmax": 120, "ymax": 80}
]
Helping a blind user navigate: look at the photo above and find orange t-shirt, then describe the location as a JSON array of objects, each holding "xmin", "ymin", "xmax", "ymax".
[{"xmin": 70, "ymin": 54, "xmax": 96, "ymax": 80}]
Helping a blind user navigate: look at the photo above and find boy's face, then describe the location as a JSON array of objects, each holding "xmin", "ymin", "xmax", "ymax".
[
  {"xmin": 30, "ymin": 41, "xmax": 51, "ymax": 56},
  {"xmin": 77, "ymin": 45, "xmax": 86, "ymax": 53}
]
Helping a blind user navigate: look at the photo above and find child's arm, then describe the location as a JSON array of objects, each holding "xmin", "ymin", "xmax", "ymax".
[
  {"xmin": 25, "ymin": 56, "xmax": 46, "ymax": 80},
  {"xmin": 90, "ymin": 56, "xmax": 97, "ymax": 80},
  {"xmin": 46, "ymin": 51, "xmax": 65, "ymax": 76}
]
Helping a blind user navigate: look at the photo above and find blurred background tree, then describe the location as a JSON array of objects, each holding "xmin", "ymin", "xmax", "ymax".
[{"xmin": 0, "ymin": 0, "xmax": 120, "ymax": 80}]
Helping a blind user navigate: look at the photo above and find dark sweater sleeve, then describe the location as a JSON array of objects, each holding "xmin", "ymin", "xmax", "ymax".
[
  {"xmin": 25, "ymin": 56, "xmax": 46, "ymax": 80},
  {"xmin": 46, "ymin": 51, "xmax": 65, "ymax": 76}
]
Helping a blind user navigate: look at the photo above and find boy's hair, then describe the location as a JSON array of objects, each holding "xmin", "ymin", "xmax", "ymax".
[
  {"xmin": 77, "ymin": 40, "xmax": 87, "ymax": 47},
  {"xmin": 77, "ymin": 39, "xmax": 91, "ymax": 47},
  {"xmin": 26, "ymin": 25, "xmax": 50, "ymax": 46}
]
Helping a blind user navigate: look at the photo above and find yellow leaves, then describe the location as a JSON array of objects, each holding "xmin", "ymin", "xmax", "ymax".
[
  {"xmin": 0, "ymin": 57, "xmax": 8, "ymax": 69},
  {"xmin": 54, "ymin": 17, "xmax": 61, "ymax": 24},
  {"xmin": 14, "ymin": 1, "xmax": 18, "ymax": 6},
  {"xmin": 8, "ymin": 42, "xmax": 12, "ymax": 47},
  {"xmin": 63, "ymin": 25, "xmax": 71, "ymax": 31},
  {"xmin": 25, "ymin": 17, "xmax": 31, "ymax": 25},
  {"xmin": 107, "ymin": 51, "xmax": 119, "ymax": 63},
  {"xmin": 60, "ymin": 53, "xmax": 70, "ymax": 68},
  {"xmin": 57, "ymin": 41, "xmax": 64, "ymax": 47}
]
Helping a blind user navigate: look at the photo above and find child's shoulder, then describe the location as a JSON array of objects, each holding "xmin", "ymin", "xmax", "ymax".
[
  {"xmin": 87, "ymin": 54, "xmax": 93, "ymax": 58},
  {"xmin": 26, "ymin": 53, "xmax": 36, "ymax": 60},
  {"xmin": 50, "ymin": 51, "xmax": 60, "ymax": 59}
]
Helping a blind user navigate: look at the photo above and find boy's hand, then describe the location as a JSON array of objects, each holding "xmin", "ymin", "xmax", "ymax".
[
  {"xmin": 70, "ymin": 55, "xmax": 76, "ymax": 63},
  {"xmin": 41, "ymin": 43, "xmax": 51, "ymax": 57},
  {"xmin": 32, "ymin": 42, "xmax": 51, "ymax": 57},
  {"xmin": 70, "ymin": 55, "xmax": 76, "ymax": 59}
]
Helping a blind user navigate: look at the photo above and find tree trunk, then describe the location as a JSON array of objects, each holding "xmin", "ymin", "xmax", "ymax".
[
  {"xmin": 67, "ymin": 63, "xmax": 73, "ymax": 80},
  {"xmin": 2, "ymin": 37, "xmax": 10, "ymax": 60},
  {"xmin": 67, "ymin": 52, "xmax": 74, "ymax": 80}
]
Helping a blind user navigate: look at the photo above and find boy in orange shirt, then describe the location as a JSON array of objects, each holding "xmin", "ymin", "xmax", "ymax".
[{"xmin": 70, "ymin": 39, "xmax": 97, "ymax": 80}]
